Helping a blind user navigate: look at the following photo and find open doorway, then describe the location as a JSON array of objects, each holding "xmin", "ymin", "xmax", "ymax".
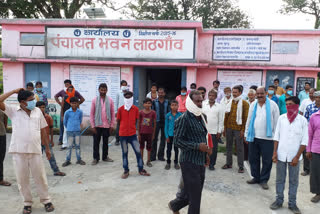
[{"xmin": 133, "ymin": 67, "xmax": 186, "ymax": 108}]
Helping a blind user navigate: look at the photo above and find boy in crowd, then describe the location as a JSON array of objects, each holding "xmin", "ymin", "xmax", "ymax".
[
  {"xmin": 36, "ymin": 101, "xmax": 65, "ymax": 176},
  {"xmin": 268, "ymin": 85, "xmax": 279, "ymax": 105},
  {"xmin": 271, "ymin": 96, "xmax": 308, "ymax": 214},
  {"xmin": 0, "ymin": 107, "xmax": 10, "ymax": 186},
  {"xmin": 117, "ymin": 91, "xmax": 150, "ymax": 179},
  {"xmin": 164, "ymin": 100, "xmax": 182, "ymax": 170},
  {"xmin": 62, "ymin": 97, "xmax": 85, "ymax": 167},
  {"xmin": 138, "ymin": 98, "xmax": 156, "ymax": 167}
]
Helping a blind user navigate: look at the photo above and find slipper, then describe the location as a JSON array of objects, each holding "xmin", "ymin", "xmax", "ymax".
[
  {"xmin": 0, "ymin": 180, "xmax": 11, "ymax": 186},
  {"xmin": 54, "ymin": 172, "xmax": 66, "ymax": 176},
  {"xmin": 22, "ymin": 206, "xmax": 32, "ymax": 214},
  {"xmin": 44, "ymin": 203, "xmax": 54, "ymax": 212},
  {"xmin": 139, "ymin": 169, "xmax": 151, "ymax": 176},
  {"xmin": 121, "ymin": 172, "xmax": 129, "ymax": 179}
]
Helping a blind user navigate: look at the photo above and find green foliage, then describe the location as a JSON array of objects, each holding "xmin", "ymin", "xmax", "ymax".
[
  {"xmin": 280, "ymin": 0, "xmax": 320, "ymax": 29},
  {"xmin": 126, "ymin": 0, "xmax": 251, "ymax": 28}
]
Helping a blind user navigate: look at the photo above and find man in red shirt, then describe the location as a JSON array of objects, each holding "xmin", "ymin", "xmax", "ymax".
[{"xmin": 117, "ymin": 91, "xmax": 150, "ymax": 179}]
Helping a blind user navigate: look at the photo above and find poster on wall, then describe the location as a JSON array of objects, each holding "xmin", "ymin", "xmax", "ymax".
[
  {"xmin": 217, "ymin": 70, "xmax": 263, "ymax": 96},
  {"xmin": 46, "ymin": 28, "xmax": 195, "ymax": 60},
  {"xmin": 70, "ymin": 65, "xmax": 121, "ymax": 116},
  {"xmin": 213, "ymin": 35, "xmax": 271, "ymax": 61},
  {"xmin": 296, "ymin": 77, "xmax": 315, "ymax": 96}
]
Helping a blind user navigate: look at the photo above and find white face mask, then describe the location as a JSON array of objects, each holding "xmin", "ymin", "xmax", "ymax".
[
  {"xmin": 121, "ymin": 86, "xmax": 128, "ymax": 91},
  {"xmin": 233, "ymin": 96, "xmax": 242, "ymax": 101},
  {"xmin": 124, "ymin": 97, "xmax": 133, "ymax": 111}
]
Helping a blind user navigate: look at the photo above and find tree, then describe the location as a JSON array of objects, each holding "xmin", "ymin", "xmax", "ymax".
[
  {"xmin": 0, "ymin": 0, "xmax": 93, "ymax": 18},
  {"xmin": 280, "ymin": 0, "xmax": 320, "ymax": 29},
  {"xmin": 126, "ymin": 0, "xmax": 251, "ymax": 28}
]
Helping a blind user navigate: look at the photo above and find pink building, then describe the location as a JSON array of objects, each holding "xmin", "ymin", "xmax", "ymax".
[{"xmin": 0, "ymin": 19, "xmax": 319, "ymax": 126}]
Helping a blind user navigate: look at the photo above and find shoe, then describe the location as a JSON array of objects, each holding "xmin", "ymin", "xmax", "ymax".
[
  {"xmin": 103, "ymin": 157, "xmax": 114, "ymax": 162},
  {"xmin": 165, "ymin": 164, "xmax": 171, "ymax": 170},
  {"xmin": 288, "ymin": 205, "xmax": 301, "ymax": 214},
  {"xmin": 146, "ymin": 161, "xmax": 153, "ymax": 167},
  {"xmin": 168, "ymin": 202, "xmax": 180, "ymax": 214},
  {"xmin": 301, "ymin": 171, "xmax": 309, "ymax": 176},
  {"xmin": 174, "ymin": 164, "xmax": 180, "ymax": 170},
  {"xmin": 260, "ymin": 183, "xmax": 269, "ymax": 190},
  {"xmin": 62, "ymin": 161, "xmax": 71, "ymax": 167},
  {"xmin": 158, "ymin": 158, "xmax": 166, "ymax": 161},
  {"xmin": 209, "ymin": 166, "xmax": 215, "ymax": 171},
  {"xmin": 270, "ymin": 201, "xmax": 282, "ymax": 210},
  {"xmin": 222, "ymin": 164, "xmax": 232, "ymax": 169},
  {"xmin": 54, "ymin": 172, "xmax": 66, "ymax": 176},
  {"xmin": 238, "ymin": 167, "xmax": 244, "ymax": 173},
  {"xmin": 311, "ymin": 194, "xmax": 320, "ymax": 203},
  {"xmin": 76, "ymin": 160, "xmax": 86, "ymax": 165},
  {"xmin": 60, "ymin": 147, "xmax": 67, "ymax": 151},
  {"xmin": 115, "ymin": 141, "xmax": 120, "ymax": 146},
  {"xmin": 247, "ymin": 179, "xmax": 259, "ymax": 184},
  {"xmin": 121, "ymin": 171, "xmax": 129, "ymax": 179},
  {"xmin": 91, "ymin": 159, "xmax": 98, "ymax": 165},
  {"xmin": 58, "ymin": 142, "xmax": 63, "ymax": 145}
]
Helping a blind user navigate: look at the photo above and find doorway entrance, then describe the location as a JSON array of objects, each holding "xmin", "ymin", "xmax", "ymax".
[{"xmin": 133, "ymin": 67, "xmax": 186, "ymax": 108}]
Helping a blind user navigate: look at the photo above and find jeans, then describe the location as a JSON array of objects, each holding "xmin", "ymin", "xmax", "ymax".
[
  {"xmin": 41, "ymin": 144, "xmax": 60, "ymax": 173},
  {"xmin": 93, "ymin": 128, "xmax": 110, "ymax": 161},
  {"xmin": 226, "ymin": 128, "xmax": 244, "ymax": 168},
  {"xmin": 0, "ymin": 135, "xmax": 6, "ymax": 181},
  {"xmin": 276, "ymin": 160, "xmax": 300, "ymax": 207},
  {"xmin": 66, "ymin": 131, "xmax": 81, "ymax": 162},
  {"xmin": 166, "ymin": 136, "xmax": 179, "ymax": 164},
  {"xmin": 120, "ymin": 135, "xmax": 144, "ymax": 173},
  {"xmin": 151, "ymin": 122, "xmax": 166, "ymax": 160},
  {"xmin": 59, "ymin": 119, "xmax": 64, "ymax": 143},
  {"xmin": 209, "ymin": 134, "xmax": 218, "ymax": 167},
  {"xmin": 180, "ymin": 162, "xmax": 206, "ymax": 214},
  {"xmin": 248, "ymin": 138, "xmax": 274, "ymax": 183}
]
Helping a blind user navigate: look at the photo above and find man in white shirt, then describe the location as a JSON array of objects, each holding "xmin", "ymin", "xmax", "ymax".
[
  {"xmin": 245, "ymin": 87, "xmax": 280, "ymax": 190},
  {"xmin": 270, "ymin": 96, "xmax": 308, "ymax": 214},
  {"xmin": 213, "ymin": 80, "xmax": 224, "ymax": 103},
  {"xmin": 202, "ymin": 89, "xmax": 224, "ymax": 170},
  {"xmin": 0, "ymin": 89, "xmax": 55, "ymax": 213}
]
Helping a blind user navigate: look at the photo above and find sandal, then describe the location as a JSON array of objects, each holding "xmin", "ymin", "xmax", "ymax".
[
  {"xmin": 44, "ymin": 203, "xmax": 54, "ymax": 212},
  {"xmin": 222, "ymin": 164, "xmax": 232, "ymax": 169},
  {"xmin": 0, "ymin": 180, "xmax": 11, "ymax": 186},
  {"xmin": 121, "ymin": 172, "xmax": 129, "ymax": 179},
  {"xmin": 139, "ymin": 169, "xmax": 151, "ymax": 176},
  {"xmin": 22, "ymin": 206, "xmax": 32, "ymax": 214},
  {"xmin": 54, "ymin": 172, "xmax": 66, "ymax": 176}
]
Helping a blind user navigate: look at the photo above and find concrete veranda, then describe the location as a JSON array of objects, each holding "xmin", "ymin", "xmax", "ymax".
[{"xmin": 0, "ymin": 134, "xmax": 319, "ymax": 214}]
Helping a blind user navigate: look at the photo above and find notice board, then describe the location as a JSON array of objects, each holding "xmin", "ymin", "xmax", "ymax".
[
  {"xmin": 70, "ymin": 65, "xmax": 121, "ymax": 116},
  {"xmin": 296, "ymin": 77, "xmax": 315, "ymax": 95},
  {"xmin": 217, "ymin": 70, "xmax": 263, "ymax": 96}
]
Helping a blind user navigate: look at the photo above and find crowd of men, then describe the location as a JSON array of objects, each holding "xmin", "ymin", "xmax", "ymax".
[{"xmin": 0, "ymin": 78, "xmax": 319, "ymax": 214}]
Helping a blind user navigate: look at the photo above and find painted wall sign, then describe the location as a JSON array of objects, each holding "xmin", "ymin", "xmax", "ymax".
[
  {"xmin": 46, "ymin": 28, "xmax": 195, "ymax": 60},
  {"xmin": 217, "ymin": 70, "xmax": 263, "ymax": 96},
  {"xmin": 70, "ymin": 65, "xmax": 121, "ymax": 116},
  {"xmin": 213, "ymin": 35, "xmax": 271, "ymax": 61}
]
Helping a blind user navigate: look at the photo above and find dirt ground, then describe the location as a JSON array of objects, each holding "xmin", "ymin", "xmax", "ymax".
[{"xmin": 0, "ymin": 134, "xmax": 319, "ymax": 214}]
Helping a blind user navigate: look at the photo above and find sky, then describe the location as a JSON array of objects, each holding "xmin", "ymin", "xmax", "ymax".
[{"xmin": 97, "ymin": 0, "xmax": 316, "ymax": 30}]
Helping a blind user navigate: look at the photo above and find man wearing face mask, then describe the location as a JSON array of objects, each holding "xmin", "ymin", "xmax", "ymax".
[
  {"xmin": 278, "ymin": 85, "xmax": 293, "ymax": 115},
  {"xmin": 34, "ymin": 81, "xmax": 48, "ymax": 109},
  {"xmin": 176, "ymin": 86, "xmax": 188, "ymax": 113},
  {"xmin": 168, "ymin": 90, "xmax": 211, "ymax": 214},
  {"xmin": 115, "ymin": 80, "xmax": 129, "ymax": 145},
  {"xmin": 0, "ymin": 89, "xmax": 55, "ymax": 213},
  {"xmin": 117, "ymin": 91, "xmax": 150, "ymax": 179},
  {"xmin": 267, "ymin": 85, "xmax": 279, "ymax": 105}
]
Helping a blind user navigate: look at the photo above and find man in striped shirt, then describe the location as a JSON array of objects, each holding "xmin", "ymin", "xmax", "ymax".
[{"xmin": 168, "ymin": 90, "xmax": 211, "ymax": 214}]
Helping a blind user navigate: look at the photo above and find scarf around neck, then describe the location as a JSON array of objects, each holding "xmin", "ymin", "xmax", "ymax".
[
  {"xmin": 95, "ymin": 95, "xmax": 111, "ymax": 126},
  {"xmin": 287, "ymin": 104, "xmax": 299, "ymax": 123},
  {"xmin": 124, "ymin": 97, "xmax": 133, "ymax": 111},
  {"xmin": 226, "ymin": 96, "xmax": 243, "ymax": 125},
  {"xmin": 65, "ymin": 88, "xmax": 75, "ymax": 104}
]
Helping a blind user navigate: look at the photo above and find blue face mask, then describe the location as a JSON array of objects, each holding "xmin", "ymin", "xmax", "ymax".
[
  {"xmin": 287, "ymin": 90, "xmax": 293, "ymax": 96},
  {"xmin": 181, "ymin": 92, "xmax": 187, "ymax": 96},
  {"xmin": 26, "ymin": 100, "xmax": 36, "ymax": 111},
  {"xmin": 36, "ymin": 88, "xmax": 42, "ymax": 92},
  {"xmin": 268, "ymin": 90, "xmax": 274, "ymax": 95}
]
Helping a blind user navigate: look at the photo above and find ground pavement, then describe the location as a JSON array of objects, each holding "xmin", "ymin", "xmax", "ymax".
[{"xmin": 0, "ymin": 134, "xmax": 319, "ymax": 214}]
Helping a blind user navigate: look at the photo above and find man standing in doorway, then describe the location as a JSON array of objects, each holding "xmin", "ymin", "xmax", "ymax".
[
  {"xmin": 213, "ymin": 80, "xmax": 224, "ymax": 103},
  {"xmin": 274, "ymin": 79, "xmax": 286, "ymax": 97},
  {"xmin": 298, "ymin": 82, "xmax": 311, "ymax": 102},
  {"xmin": 169, "ymin": 90, "xmax": 210, "ymax": 214},
  {"xmin": 90, "ymin": 83, "xmax": 115, "ymax": 165},
  {"xmin": 54, "ymin": 79, "xmax": 85, "ymax": 146},
  {"xmin": 115, "ymin": 80, "xmax": 128, "ymax": 145},
  {"xmin": 151, "ymin": 88, "xmax": 170, "ymax": 161},
  {"xmin": 222, "ymin": 85, "xmax": 249, "ymax": 173},
  {"xmin": 0, "ymin": 89, "xmax": 55, "ymax": 213},
  {"xmin": 245, "ymin": 87, "xmax": 280, "ymax": 190},
  {"xmin": 278, "ymin": 85, "xmax": 293, "ymax": 115}
]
